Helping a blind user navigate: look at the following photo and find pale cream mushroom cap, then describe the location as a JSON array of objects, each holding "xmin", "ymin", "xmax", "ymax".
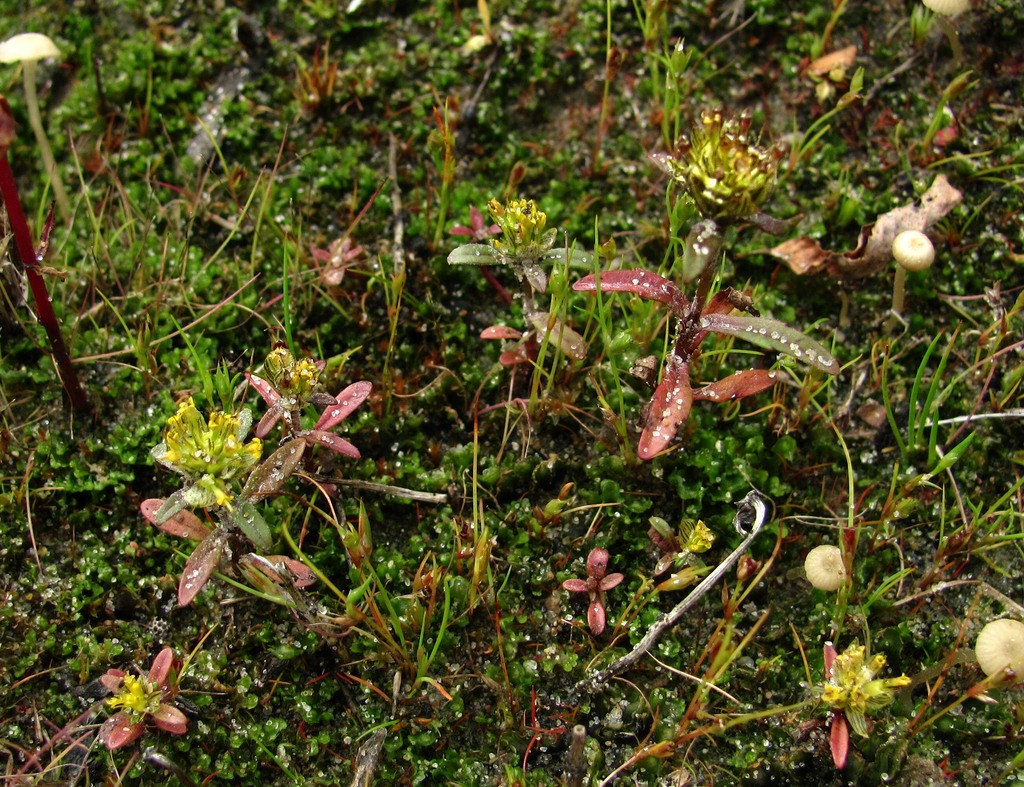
[
  {"xmin": 892, "ymin": 230, "xmax": 936, "ymax": 273},
  {"xmin": 975, "ymin": 619, "xmax": 1024, "ymax": 678},
  {"xmin": 922, "ymin": 0, "xmax": 970, "ymax": 16},
  {"xmin": 0, "ymin": 33, "xmax": 60, "ymax": 64},
  {"xmin": 804, "ymin": 544, "xmax": 846, "ymax": 591}
]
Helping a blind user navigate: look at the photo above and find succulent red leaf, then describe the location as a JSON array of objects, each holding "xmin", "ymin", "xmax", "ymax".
[
  {"xmin": 141, "ymin": 499, "xmax": 212, "ymax": 540},
  {"xmin": 313, "ymin": 381, "xmax": 372, "ymax": 431},
  {"xmin": 152, "ymin": 704, "xmax": 189, "ymax": 735},
  {"xmin": 246, "ymin": 372, "xmax": 281, "ymax": 408},
  {"xmin": 178, "ymin": 532, "xmax": 226, "ymax": 606},
  {"xmin": 99, "ymin": 714, "xmax": 144, "ymax": 750},
  {"xmin": 638, "ymin": 357, "xmax": 693, "ymax": 460},
  {"xmin": 599, "ymin": 572, "xmax": 625, "ymax": 591},
  {"xmin": 481, "ymin": 325, "xmax": 523, "ymax": 340},
  {"xmin": 300, "ymin": 430, "xmax": 361, "ymax": 458},
  {"xmin": 586, "ymin": 547, "xmax": 610, "ymax": 579},
  {"xmin": 830, "ymin": 711, "xmax": 849, "ymax": 770},
  {"xmin": 574, "ymin": 269, "xmax": 689, "ymax": 316},
  {"xmin": 255, "ymin": 406, "xmax": 284, "ymax": 439},
  {"xmin": 693, "ymin": 369, "xmax": 778, "ymax": 403},
  {"xmin": 147, "ymin": 647, "xmax": 175, "ymax": 686},
  {"xmin": 562, "ymin": 578, "xmax": 589, "ymax": 593},
  {"xmin": 588, "ymin": 598, "xmax": 607, "ymax": 635}
]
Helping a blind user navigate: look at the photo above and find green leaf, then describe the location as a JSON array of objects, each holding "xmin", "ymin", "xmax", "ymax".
[
  {"xmin": 447, "ymin": 244, "xmax": 497, "ymax": 265},
  {"xmin": 699, "ymin": 313, "xmax": 839, "ymax": 373}
]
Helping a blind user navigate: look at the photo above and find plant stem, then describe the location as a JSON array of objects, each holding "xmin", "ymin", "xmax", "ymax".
[
  {"xmin": 0, "ymin": 100, "xmax": 89, "ymax": 412},
  {"xmin": 22, "ymin": 61, "xmax": 70, "ymax": 222}
]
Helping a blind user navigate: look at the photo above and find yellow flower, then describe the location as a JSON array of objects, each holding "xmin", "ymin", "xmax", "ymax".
[
  {"xmin": 107, "ymin": 674, "xmax": 160, "ymax": 718},
  {"xmin": 661, "ymin": 109, "xmax": 780, "ymax": 220},
  {"xmin": 153, "ymin": 398, "xmax": 262, "ymax": 509},
  {"xmin": 682, "ymin": 519, "xmax": 714, "ymax": 553},
  {"xmin": 822, "ymin": 643, "xmax": 911, "ymax": 736},
  {"xmin": 488, "ymin": 198, "xmax": 554, "ymax": 256}
]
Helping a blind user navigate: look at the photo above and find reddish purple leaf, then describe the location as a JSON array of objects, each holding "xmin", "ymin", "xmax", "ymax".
[
  {"xmin": 314, "ymin": 381, "xmax": 372, "ymax": 431},
  {"xmin": 587, "ymin": 598, "xmax": 607, "ymax": 635},
  {"xmin": 147, "ymin": 647, "xmax": 174, "ymax": 686},
  {"xmin": 300, "ymin": 430, "xmax": 361, "ymax": 458},
  {"xmin": 481, "ymin": 325, "xmax": 523, "ymax": 340},
  {"xmin": 178, "ymin": 532, "xmax": 226, "ymax": 606},
  {"xmin": 99, "ymin": 713, "xmax": 144, "ymax": 750},
  {"xmin": 693, "ymin": 369, "xmax": 778, "ymax": 403},
  {"xmin": 100, "ymin": 669, "xmax": 125, "ymax": 694},
  {"xmin": 142, "ymin": 500, "xmax": 212, "ymax": 540},
  {"xmin": 638, "ymin": 358, "xmax": 693, "ymax": 460},
  {"xmin": 562, "ymin": 579, "xmax": 589, "ymax": 593},
  {"xmin": 598, "ymin": 572, "xmax": 625, "ymax": 591},
  {"xmin": 152, "ymin": 704, "xmax": 188, "ymax": 735},
  {"xmin": 255, "ymin": 406, "xmax": 284, "ymax": 439},
  {"xmin": 574, "ymin": 269, "xmax": 689, "ymax": 316},
  {"xmin": 830, "ymin": 712, "xmax": 849, "ymax": 770},
  {"xmin": 246, "ymin": 372, "xmax": 281, "ymax": 408}
]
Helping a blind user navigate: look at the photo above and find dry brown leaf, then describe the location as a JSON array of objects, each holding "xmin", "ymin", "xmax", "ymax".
[
  {"xmin": 807, "ymin": 46, "xmax": 857, "ymax": 78},
  {"xmin": 771, "ymin": 174, "xmax": 962, "ymax": 278}
]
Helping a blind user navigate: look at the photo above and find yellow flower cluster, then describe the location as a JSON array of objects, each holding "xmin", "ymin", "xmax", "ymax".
[
  {"xmin": 665, "ymin": 109, "xmax": 780, "ymax": 220},
  {"xmin": 682, "ymin": 519, "xmax": 714, "ymax": 553},
  {"xmin": 264, "ymin": 346, "xmax": 323, "ymax": 398},
  {"xmin": 488, "ymin": 198, "xmax": 550, "ymax": 254},
  {"xmin": 155, "ymin": 398, "xmax": 262, "ymax": 508},
  {"xmin": 822, "ymin": 643, "xmax": 910, "ymax": 736}
]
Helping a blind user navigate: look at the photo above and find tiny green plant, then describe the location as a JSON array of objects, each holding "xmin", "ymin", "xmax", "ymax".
[{"xmin": 448, "ymin": 197, "xmax": 589, "ymax": 365}]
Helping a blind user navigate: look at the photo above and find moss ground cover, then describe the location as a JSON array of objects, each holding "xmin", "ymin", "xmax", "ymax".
[{"xmin": 1, "ymin": 1, "xmax": 1023, "ymax": 783}]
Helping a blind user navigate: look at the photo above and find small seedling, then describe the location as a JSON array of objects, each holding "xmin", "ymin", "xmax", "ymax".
[
  {"xmin": 99, "ymin": 647, "xmax": 188, "ymax": 750},
  {"xmin": 820, "ymin": 640, "xmax": 911, "ymax": 769},
  {"xmin": 562, "ymin": 547, "xmax": 625, "ymax": 636},
  {"xmin": 448, "ymin": 197, "xmax": 589, "ymax": 365}
]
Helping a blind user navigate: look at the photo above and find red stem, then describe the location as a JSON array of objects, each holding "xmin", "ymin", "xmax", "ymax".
[{"xmin": 0, "ymin": 132, "xmax": 90, "ymax": 412}]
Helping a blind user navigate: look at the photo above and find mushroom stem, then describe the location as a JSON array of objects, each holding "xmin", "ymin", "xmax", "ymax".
[
  {"xmin": 934, "ymin": 15, "xmax": 963, "ymax": 64},
  {"xmin": 886, "ymin": 264, "xmax": 908, "ymax": 334},
  {"xmin": 21, "ymin": 59, "xmax": 70, "ymax": 221}
]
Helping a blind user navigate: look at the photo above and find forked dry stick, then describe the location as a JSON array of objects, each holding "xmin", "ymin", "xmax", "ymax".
[{"xmin": 572, "ymin": 490, "xmax": 769, "ymax": 697}]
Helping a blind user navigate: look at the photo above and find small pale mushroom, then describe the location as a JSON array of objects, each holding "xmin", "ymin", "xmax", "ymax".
[
  {"xmin": 804, "ymin": 544, "xmax": 847, "ymax": 592},
  {"xmin": 920, "ymin": 0, "xmax": 969, "ymax": 62},
  {"xmin": 0, "ymin": 32, "xmax": 69, "ymax": 220},
  {"xmin": 975, "ymin": 619, "xmax": 1024, "ymax": 680},
  {"xmin": 887, "ymin": 230, "xmax": 936, "ymax": 333},
  {"xmin": 922, "ymin": 0, "xmax": 969, "ymax": 15}
]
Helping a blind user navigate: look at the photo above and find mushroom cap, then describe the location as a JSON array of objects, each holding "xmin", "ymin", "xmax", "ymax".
[
  {"xmin": 975, "ymin": 619, "xmax": 1024, "ymax": 679},
  {"xmin": 0, "ymin": 33, "xmax": 60, "ymax": 64},
  {"xmin": 892, "ymin": 230, "xmax": 936, "ymax": 273},
  {"xmin": 922, "ymin": 0, "xmax": 970, "ymax": 16},
  {"xmin": 804, "ymin": 544, "xmax": 846, "ymax": 591}
]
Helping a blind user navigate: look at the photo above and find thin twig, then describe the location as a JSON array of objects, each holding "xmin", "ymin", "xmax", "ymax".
[
  {"xmin": 309, "ymin": 474, "xmax": 448, "ymax": 504},
  {"xmin": 572, "ymin": 491, "xmax": 769, "ymax": 697}
]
